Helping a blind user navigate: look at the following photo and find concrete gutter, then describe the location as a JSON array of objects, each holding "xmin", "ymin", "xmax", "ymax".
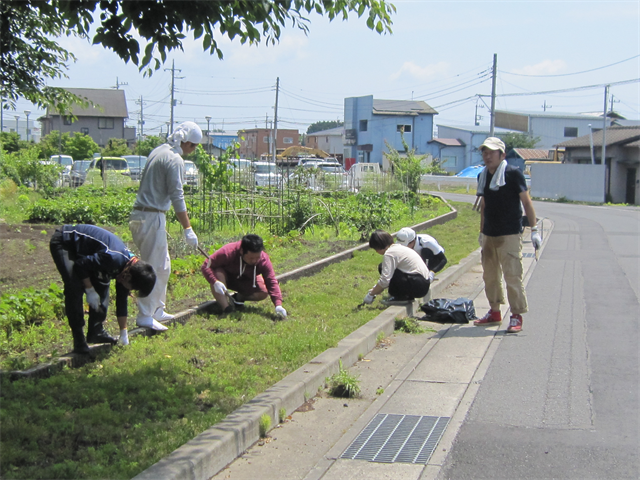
[
  {"xmin": 3, "ymin": 195, "xmax": 457, "ymax": 381},
  {"xmin": 132, "ymin": 245, "xmax": 481, "ymax": 480}
]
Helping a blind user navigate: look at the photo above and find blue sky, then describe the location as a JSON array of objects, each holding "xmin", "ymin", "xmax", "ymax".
[{"xmin": 10, "ymin": 0, "xmax": 640, "ymax": 137}]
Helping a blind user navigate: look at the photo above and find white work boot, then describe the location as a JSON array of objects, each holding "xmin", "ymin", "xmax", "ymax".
[{"xmin": 136, "ymin": 316, "xmax": 168, "ymax": 331}]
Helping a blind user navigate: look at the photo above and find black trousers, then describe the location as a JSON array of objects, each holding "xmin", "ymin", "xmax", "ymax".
[
  {"xmin": 422, "ymin": 251, "xmax": 447, "ymax": 273},
  {"xmin": 378, "ymin": 263, "xmax": 431, "ymax": 300},
  {"xmin": 50, "ymin": 231, "xmax": 109, "ymax": 332}
]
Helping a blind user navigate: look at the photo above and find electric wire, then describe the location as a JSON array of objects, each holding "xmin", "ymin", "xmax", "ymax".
[{"xmin": 500, "ymin": 55, "xmax": 640, "ymax": 77}]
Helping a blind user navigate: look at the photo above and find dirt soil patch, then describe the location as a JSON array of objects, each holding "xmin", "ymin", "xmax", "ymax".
[{"xmin": 0, "ymin": 224, "xmax": 64, "ymax": 294}]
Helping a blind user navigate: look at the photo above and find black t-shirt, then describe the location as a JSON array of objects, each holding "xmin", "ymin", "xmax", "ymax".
[{"xmin": 480, "ymin": 166, "xmax": 528, "ymax": 236}]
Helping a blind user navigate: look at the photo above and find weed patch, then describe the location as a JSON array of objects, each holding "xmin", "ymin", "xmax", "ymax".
[{"xmin": 326, "ymin": 360, "xmax": 361, "ymax": 398}]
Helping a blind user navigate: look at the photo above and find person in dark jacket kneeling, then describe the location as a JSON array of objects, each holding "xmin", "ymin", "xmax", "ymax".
[{"xmin": 50, "ymin": 225, "xmax": 156, "ymax": 354}]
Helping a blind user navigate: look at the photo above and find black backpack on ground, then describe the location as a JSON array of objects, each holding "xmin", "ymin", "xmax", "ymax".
[{"xmin": 420, "ymin": 298, "xmax": 477, "ymax": 324}]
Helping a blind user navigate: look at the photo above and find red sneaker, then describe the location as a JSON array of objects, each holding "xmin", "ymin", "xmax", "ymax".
[
  {"xmin": 506, "ymin": 314, "xmax": 523, "ymax": 333},
  {"xmin": 474, "ymin": 309, "xmax": 502, "ymax": 326}
]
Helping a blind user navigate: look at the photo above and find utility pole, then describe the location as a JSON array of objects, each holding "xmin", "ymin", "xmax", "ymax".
[
  {"xmin": 136, "ymin": 96, "xmax": 145, "ymax": 137},
  {"xmin": 112, "ymin": 77, "xmax": 128, "ymax": 90},
  {"xmin": 272, "ymin": 77, "xmax": 279, "ymax": 164},
  {"xmin": 164, "ymin": 60, "xmax": 182, "ymax": 135},
  {"xmin": 601, "ymin": 85, "xmax": 609, "ymax": 166},
  {"xmin": 489, "ymin": 54, "xmax": 497, "ymax": 136},
  {"xmin": 542, "ymin": 100, "xmax": 552, "ymax": 112}
]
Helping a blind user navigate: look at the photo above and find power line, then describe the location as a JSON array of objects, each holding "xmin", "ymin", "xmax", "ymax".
[
  {"xmin": 480, "ymin": 78, "xmax": 640, "ymax": 98},
  {"xmin": 500, "ymin": 54, "xmax": 640, "ymax": 78}
]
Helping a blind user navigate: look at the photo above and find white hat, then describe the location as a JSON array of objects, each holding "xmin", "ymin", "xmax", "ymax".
[
  {"xmin": 396, "ymin": 227, "xmax": 416, "ymax": 246},
  {"xmin": 167, "ymin": 121, "xmax": 203, "ymax": 147},
  {"xmin": 479, "ymin": 137, "xmax": 505, "ymax": 153}
]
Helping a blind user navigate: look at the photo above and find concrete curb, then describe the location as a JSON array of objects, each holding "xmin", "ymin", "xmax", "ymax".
[
  {"xmin": 3, "ymin": 196, "xmax": 457, "ymax": 381},
  {"xmin": 132, "ymin": 244, "xmax": 482, "ymax": 480}
]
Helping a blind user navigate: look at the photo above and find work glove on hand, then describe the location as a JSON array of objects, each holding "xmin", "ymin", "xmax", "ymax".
[
  {"xmin": 363, "ymin": 292, "xmax": 376, "ymax": 305},
  {"xmin": 85, "ymin": 287, "xmax": 101, "ymax": 311},
  {"xmin": 275, "ymin": 306, "xmax": 287, "ymax": 318},
  {"xmin": 213, "ymin": 281, "xmax": 228, "ymax": 296},
  {"xmin": 184, "ymin": 227, "xmax": 198, "ymax": 247},
  {"xmin": 478, "ymin": 232, "xmax": 483, "ymax": 248},
  {"xmin": 531, "ymin": 229, "xmax": 542, "ymax": 250},
  {"xmin": 428, "ymin": 271, "xmax": 435, "ymax": 283}
]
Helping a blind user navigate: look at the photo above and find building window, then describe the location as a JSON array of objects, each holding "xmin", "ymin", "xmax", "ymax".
[
  {"xmin": 263, "ymin": 136, "xmax": 270, "ymax": 143},
  {"xmin": 397, "ymin": 124, "xmax": 412, "ymax": 133},
  {"xmin": 359, "ymin": 120, "xmax": 368, "ymax": 132},
  {"xmin": 564, "ymin": 127, "xmax": 578, "ymax": 137},
  {"xmin": 441, "ymin": 156, "xmax": 457, "ymax": 168},
  {"xmin": 63, "ymin": 116, "xmax": 73, "ymax": 125},
  {"xmin": 283, "ymin": 137, "xmax": 293, "ymax": 144},
  {"xmin": 81, "ymin": 127, "xmax": 89, "ymax": 135},
  {"xmin": 98, "ymin": 118, "xmax": 114, "ymax": 129}
]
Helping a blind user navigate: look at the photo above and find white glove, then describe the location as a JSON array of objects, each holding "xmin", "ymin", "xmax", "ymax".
[
  {"xmin": 531, "ymin": 230, "xmax": 542, "ymax": 250},
  {"xmin": 85, "ymin": 287, "xmax": 101, "ymax": 311},
  {"xmin": 478, "ymin": 232, "xmax": 483, "ymax": 248},
  {"xmin": 119, "ymin": 329, "xmax": 129, "ymax": 346},
  {"xmin": 363, "ymin": 292, "xmax": 375, "ymax": 305},
  {"xmin": 213, "ymin": 281, "xmax": 227, "ymax": 296},
  {"xmin": 428, "ymin": 271, "xmax": 435, "ymax": 283},
  {"xmin": 183, "ymin": 227, "xmax": 198, "ymax": 247},
  {"xmin": 275, "ymin": 305, "xmax": 287, "ymax": 318}
]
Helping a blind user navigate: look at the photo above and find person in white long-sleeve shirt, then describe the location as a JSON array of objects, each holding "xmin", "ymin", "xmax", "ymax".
[
  {"xmin": 362, "ymin": 230, "xmax": 433, "ymax": 305},
  {"xmin": 395, "ymin": 227, "xmax": 448, "ymax": 273},
  {"xmin": 129, "ymin": 121, "xmax": 202, "ymax": 330}
]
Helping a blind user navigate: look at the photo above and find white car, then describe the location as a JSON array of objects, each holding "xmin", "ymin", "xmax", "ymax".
[
  {"xmin": 253, "ymin": 162, "xmax": 283, "ymax": 187},
  {"xmin": 289, "ymin": 162, "xmax": 350, "ymax": 191},
  {"xmin": 50, "ymin": 154, "xmax": 74, "ymax": 187},
  {"xmin": 183, "ymin": 160, "xmax": 199, "ymax": 187}
]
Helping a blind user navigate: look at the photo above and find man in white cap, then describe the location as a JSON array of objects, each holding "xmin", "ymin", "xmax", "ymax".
[
  {"xmin": 129, "ymin": 121, "xmax": 202, "ymax": 330},
  {"xmin": 396, "ymin": 227, "xmax": 447, "ymax": 273},
  {"xmin": 474, "ymin": 136, "xmax": 541, "ymax": 333}
]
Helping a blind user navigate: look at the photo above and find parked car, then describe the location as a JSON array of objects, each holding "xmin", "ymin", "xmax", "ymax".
[
  {"xmin": 231, "ymin": 158, "xmax": 252, "ymax": 170},
  {"xmin": 83, "ymin": 157, "xmax": 132, "ymax": 187},
  {"xmin": 347, "ymin": 162, "xmax": 382, "ymax": 189},
  {"xmin": 253, "ymin": 161, "xmax": 283, "ymax": 187},
  {"xmin": 183, "ymin": 160, "xmax": 199, "ymax": 187},
  {"xmin": 49, "ymin": 154, "xmax": 74, "ymax": 187},
  {"xmin": 289, "ymin": 161, "xmax": 350, "ymax": 191},
  {"xmin": 69, "ymin": 160, "xmax": 92, "ymax": 187},
  {"xmin": 122, "ymin": 155, "xmax": 148, "ymax": 181}
]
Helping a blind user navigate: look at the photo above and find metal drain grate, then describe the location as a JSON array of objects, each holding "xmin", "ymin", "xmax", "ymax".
[
  {"xmin": 523, "ymin": 252, "xmax": 536, "ymax": 258},
  {"xmin": 341, "ymin": 414, "xmax": 449, "ymax": 464}
]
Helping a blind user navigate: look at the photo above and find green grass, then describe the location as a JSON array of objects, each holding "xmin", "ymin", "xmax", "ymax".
[
  {"xmin": 0, "ymin": 202, "xmax": 479, "ymax": 479},
  {"xmin": 326, "ymin": 359, "xmax": 361, "ymax": 398}
]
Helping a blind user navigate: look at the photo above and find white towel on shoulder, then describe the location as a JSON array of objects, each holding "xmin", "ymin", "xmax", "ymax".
[{"xmin": 476, "ymin": 160, "xmax": 507, "ymax": 196}]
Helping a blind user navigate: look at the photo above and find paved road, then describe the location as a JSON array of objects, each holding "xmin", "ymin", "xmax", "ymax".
[{"xmin": 437, "ymin": 196, "xmax": 639, "ymax": 479}]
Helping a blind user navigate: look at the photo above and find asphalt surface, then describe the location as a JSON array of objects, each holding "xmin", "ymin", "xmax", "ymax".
[{"xmin": 210, "ymin": 194, "xmax": 639, "ymax": 480}]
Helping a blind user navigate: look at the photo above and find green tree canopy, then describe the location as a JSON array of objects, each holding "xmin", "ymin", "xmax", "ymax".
[
  {"xmin": 65, "ymin": 133, "xmax": 100, "ymax": 160},
  {"xmin": 2, "ymin": 1, "xmax": 395, "ymax": 113},
  {"xmin": 102, "ymin": 138, "xmax": 131, "ymax": 157},
  {"xmin": 0, "ymin": 132, "xmax": 31, "ymax": 154},
  {"xmin": 307, "ymin": 120, "xmax": 344, "ymax": 134},
  {"xmin": 499, "ymin": 132, "xmax": 541, "ymax": 153},
  {"xmin": 39, "ymin": 130, "xmax": 71, "ymax": 159},
  {"xmin": 135, "ymin": 135, "xmax": 164, "ymax": 157}
]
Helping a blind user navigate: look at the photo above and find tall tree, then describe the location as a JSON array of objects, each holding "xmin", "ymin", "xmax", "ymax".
[
  {"xmin": 39, "ymin": 130, "xmax": 71, "ymax": 159},
  {"xmin": 2, "ymin": 1, "xmax": 395, "ymax": 113}
]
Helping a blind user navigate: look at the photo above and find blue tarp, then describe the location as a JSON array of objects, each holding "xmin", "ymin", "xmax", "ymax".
[{"xmin": 454, "ymin": 165, "xmax": 484, "ymax": 178}]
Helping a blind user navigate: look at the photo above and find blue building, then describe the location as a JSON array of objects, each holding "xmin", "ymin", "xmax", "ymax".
[{"xmin": 343, "ymin": 96, "xmax": 437, "ymax": 170}]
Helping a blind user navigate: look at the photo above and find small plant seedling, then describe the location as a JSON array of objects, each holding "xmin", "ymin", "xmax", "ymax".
[
  {"xmin": 395, "ymin": 318, "xmax": 424, "ymax": 334},
  {"xmin": 376, "ymin": 331, "xmax": 386, "ymax": 345},
  {"xmin": 376, "ymin": 387, "xmax": 385, "ymax": 395},
  {"xmin": 259, "ymin": 414, "xmax": 271, "ymax": 438},
  {"xmin": 327, "ymin": 360, "xmax": 361, "ymax": 398},
  {"xmin": 358, "ymin": 353, "xmax": 365, "ymax": 361},
  {"xmin": 279, "ymin": 408, "xmax": 287, "ymax": 424}
]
